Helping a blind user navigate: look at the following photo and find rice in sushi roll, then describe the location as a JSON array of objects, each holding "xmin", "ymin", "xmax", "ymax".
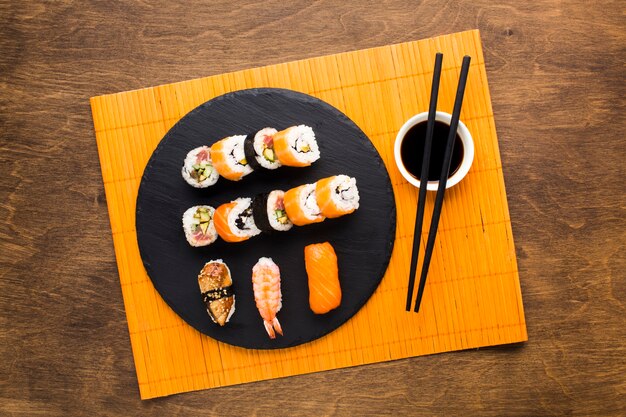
[
  {"xmin": 252, "ymin": 190, "xmax": 293, "ymax": 233},
  {"xmin": 283, "ymin": 183, "xmax": 325, "ymax": 226},
  {"xmin": 182, "ymin": 205, "xmax": 218, "ymax": 247},
  {"xmin": 273, "ymin": 125, "xmax": 320, "ymax": 167},
  {"xmin": 181, "ymin": 146, "xmax": 219, "ymax": 188},
  {"xmin": 243, "ymin": 128, "xmax": 281, "ymax": 170},
  {"xmin": 315, "ymin": 175, "xmax": 360, "ymax": 218},
  {"xmin": 213, "ymin": 198, "xmax": 261, "ymax": 242},
  {"xmin": 210, "ymin": 135, "xmax": 253, "ymax": 181}
]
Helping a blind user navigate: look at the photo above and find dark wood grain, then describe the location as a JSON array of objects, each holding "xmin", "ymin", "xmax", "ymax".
[{"xmin": 1, "ymin": 0, "xmax": 624, "ymax": 415}]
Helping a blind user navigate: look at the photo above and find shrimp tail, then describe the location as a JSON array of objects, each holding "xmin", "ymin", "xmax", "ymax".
[
  {"xmin": 272, "ymin": 317, "xmax": 283, "ymax": 336},
  {"xmin": 264, "ymin": 320, "xmax": 276, "ymax": 339}
]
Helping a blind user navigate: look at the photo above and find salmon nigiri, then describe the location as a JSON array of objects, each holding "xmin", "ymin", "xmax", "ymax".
[{"xmin": 304, "ymin": 242, "xmax": 342, "ymax": 314}]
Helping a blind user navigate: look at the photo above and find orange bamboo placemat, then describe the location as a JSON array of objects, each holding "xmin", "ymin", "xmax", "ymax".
[{"xmin": 90, "ymin": 29, "xmax": 526, "ymax": 399}]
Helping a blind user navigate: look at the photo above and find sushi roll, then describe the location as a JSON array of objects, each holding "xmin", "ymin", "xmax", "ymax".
[
  {"xmin": 209, "ymin": 135, "xmax": 252, "ymax": 181},
  {"xmin": 182, "ymin": 205, "xmax": 218, "ymax": 247},
  {"xmin": 283, "ymin": 183, "xmax": 325, "ymax": 226},
  {"xmin": 252, "ymin": 257, "xmax": 283, "ymax": 339},
  {"xmin": 243, "ymin": 127, "xmax": 281, "ymax": 170},
  {"xmin": 198, "ymin": 259, "xmax": 235, "ymax": 326},
  {"xmin": 181, "ymin": 146, "xmax": 219, "ymax": 188},
  {"xmin": 273, "ymin": 125, "xmax": 320, "ymax": 167},
  {"xmin": 252, "ymin": 190, "xmax": 293, "ymax": 233},
  {"xmin": 315, "ymin": 175, "xmax": 360, "ymax": 218},
  {"xmin": 213, "ymin": 198, "xmax": 261, "ymax": 242}
]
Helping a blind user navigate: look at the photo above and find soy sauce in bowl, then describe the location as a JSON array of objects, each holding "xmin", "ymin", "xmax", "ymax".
[{"xmin": 400, "ymin": 120, "xmax": 464, "ymax": 181}]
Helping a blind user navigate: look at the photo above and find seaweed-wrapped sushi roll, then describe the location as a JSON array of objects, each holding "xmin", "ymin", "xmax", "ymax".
[
  {"xmin": 181, "ymin": 146, "xmax": 219, "ymax": 188},
  {"xmin": 252, "ymin": 190, "xmax": 293, "ymax": 233},
  {"xmin": 243, "ymin": 128, "xmax": 281, "ymax": 170}
]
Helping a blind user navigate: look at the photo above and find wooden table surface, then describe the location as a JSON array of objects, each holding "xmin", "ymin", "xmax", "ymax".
[{"xmin": 1, "ymin": 1, "xmax": 624, "ymax": 415}]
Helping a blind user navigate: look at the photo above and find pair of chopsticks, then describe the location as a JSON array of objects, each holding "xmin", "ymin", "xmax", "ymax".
[{"xmin": 406, "ymin": 53, "xmax": 471, "ymax": 312}]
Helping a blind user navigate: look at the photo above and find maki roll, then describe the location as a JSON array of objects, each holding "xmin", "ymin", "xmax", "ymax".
[
  {"xmin": 182, "ymin": 205, "xmax": 218, "ymax": 247},
  {"xmin": 243, "ymin": 128, "xmax": 281, "ymax": 170},
  {"xmin": 252, "ymin": 190, "xmax": 293, "ymax": 233},
  {"xmin": 181, "ymin": 146, "xmax": 219, "ymax": 188},
  {"xmin": 273, "ymin": 125, "xmax": 320, "ymax": 167},
  {"xmin": 210, "ymin": 135, "xmax": 252, "ymax": 181},
  {"xmin": 213, "ymin": 198, "xmax": 261, "ymax": 242},
  {"xmin": 315, "ymin": 175, "xmax": 360, "ymax": 218},
  {"xmin": 283, "ymin": 183, "xmax": 325, "ymax": 226},
  {"xmin": 198, "ymin": 260, "xmax": 235, "ymax": 326}
]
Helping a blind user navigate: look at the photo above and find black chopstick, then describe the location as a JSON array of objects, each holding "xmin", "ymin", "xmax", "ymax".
[
  {"xmin": 414, "ymin": 55, "xmax": 471, "ymax": 312},
  {"xmin": 405, "ymin": 53, "xmax": 443, "ymax": 311}
]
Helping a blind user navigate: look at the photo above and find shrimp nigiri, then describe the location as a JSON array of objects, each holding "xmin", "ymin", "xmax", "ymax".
[{"xmin": 252, "ymin": 257, "xmax": 283, "ymax": 339}]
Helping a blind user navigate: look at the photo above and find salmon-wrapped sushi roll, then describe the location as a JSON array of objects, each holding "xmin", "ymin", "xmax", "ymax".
[
  {"xmin": 273, "ymin": 125, "xmax": 320, "ymax": 167},
  {"xmin": 210, "ymin": 135, "xmax": 253, "ymax": 181},
  {"xmin": 243, "ymin": 128, "xmax": 280, "ymax": 170},
  {"xmin": 284, "ymin": 183, "xmax": 325, "ymax": 226},
  {"xmin": 213, "ymin": 198, "xmax": 261, "ymax": 242},
  {"xmin": 315, "ymin": 175, "xmax": 360, "ymax": 218}
]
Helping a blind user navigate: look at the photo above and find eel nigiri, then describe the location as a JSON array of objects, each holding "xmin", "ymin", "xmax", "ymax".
[
  {"xmin": 304, "ymin": 242, "xmax": 342, "ymax": 314},
  {"xmin": 252, "ymin": 257, "xmax": 283, "ymax": 339},
  {"xmin": 198, "ymin": 260, "xmax": 235, "ymax": 326}
]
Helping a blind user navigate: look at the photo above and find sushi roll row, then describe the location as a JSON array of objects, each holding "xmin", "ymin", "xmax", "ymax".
[
  {"xmin": 182, "ymin": 125, "xmax": 320, "ymax": 188},
  {"xmin": 182, "ymin": 175, "xmax": 360, "ymax": 247}
]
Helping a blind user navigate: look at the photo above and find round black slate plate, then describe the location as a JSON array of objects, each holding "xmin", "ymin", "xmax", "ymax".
[{"xmin": 136, "ymin": 88, "xmax": 396, "ymax": 349}]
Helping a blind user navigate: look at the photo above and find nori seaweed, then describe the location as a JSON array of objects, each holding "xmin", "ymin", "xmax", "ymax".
[
  {"xmin": 243, "ymin": 133, "xmax": 262, "ymax": 170},
  {"xmin": 251, "ymin": 192, "xmax": 273, "ymax": 232}
]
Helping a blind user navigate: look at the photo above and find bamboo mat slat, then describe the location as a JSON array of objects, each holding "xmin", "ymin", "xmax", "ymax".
[{"xmin": 90, "ymin": 29, "xmax": 526, "ymax": 400}]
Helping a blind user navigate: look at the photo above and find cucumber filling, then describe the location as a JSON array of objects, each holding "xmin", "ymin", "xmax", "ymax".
[
  {"xmin": 190, "ymin": 163, "xmax": 212, "ymax": 182},
  {"xmin": 193, "ymin": 207, "xmax": 212, "ymax": 234}
]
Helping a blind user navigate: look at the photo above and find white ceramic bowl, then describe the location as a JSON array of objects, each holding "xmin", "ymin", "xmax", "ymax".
[{"xmin": 394, "ymin": 111, "xmax": 474, "ymax": 191}]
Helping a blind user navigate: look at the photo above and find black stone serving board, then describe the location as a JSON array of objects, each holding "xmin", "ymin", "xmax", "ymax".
[{"xmin": 136, "ymin": 88, "xmax": 396, "ymax": 349}]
